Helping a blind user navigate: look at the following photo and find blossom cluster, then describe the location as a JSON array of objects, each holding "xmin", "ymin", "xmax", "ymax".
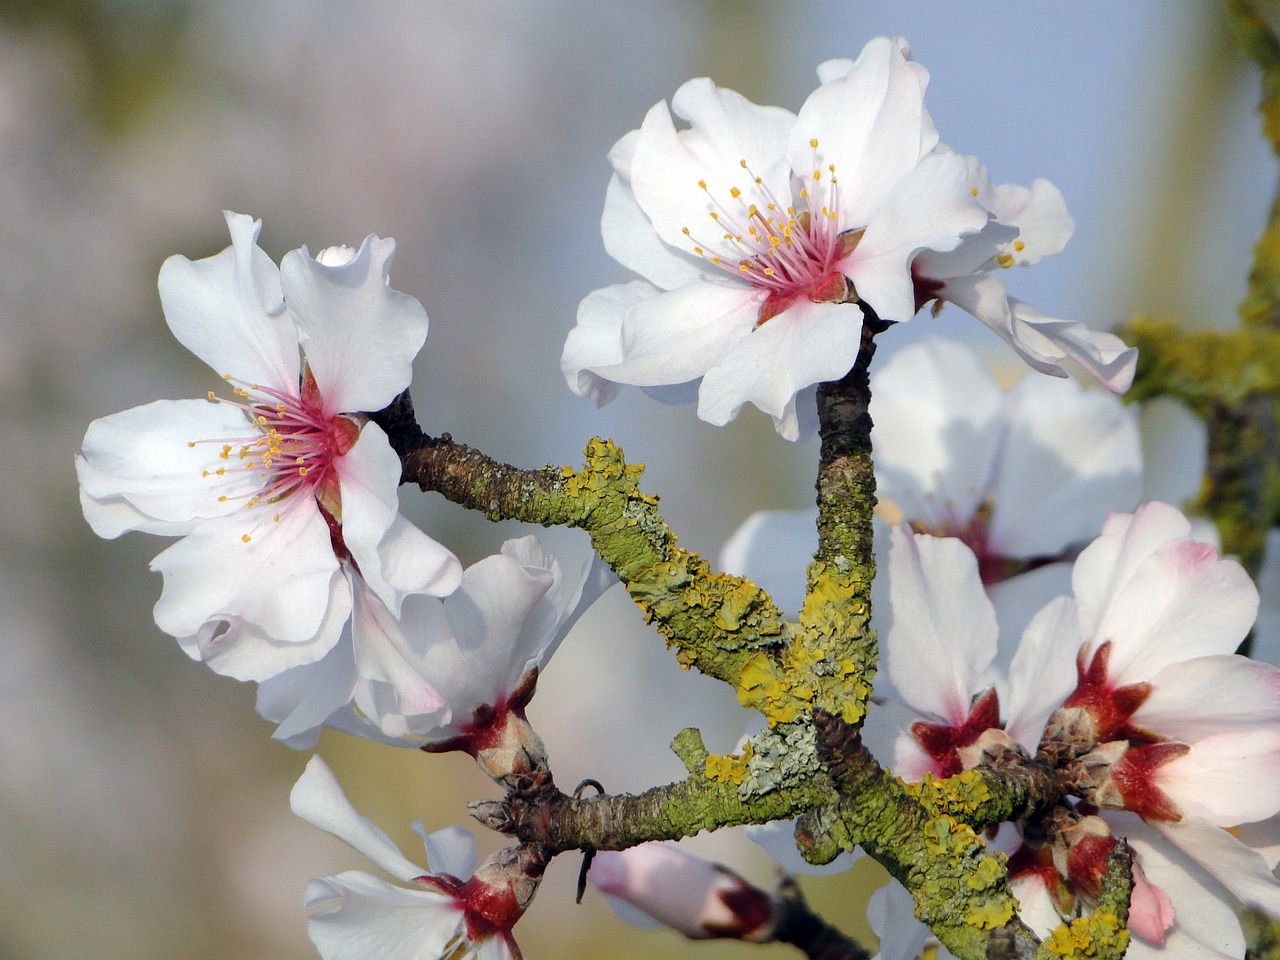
[{"xmin": 73, "ymin": 31, "xmax": 1280, "ymax": 960}]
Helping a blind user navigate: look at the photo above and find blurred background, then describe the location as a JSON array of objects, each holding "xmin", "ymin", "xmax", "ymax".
[{"xmin": 3, "ymin": 1, "xmax": 1275, "ymax": 958}]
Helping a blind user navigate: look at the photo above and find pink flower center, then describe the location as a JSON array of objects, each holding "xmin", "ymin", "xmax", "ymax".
[
  {"xmin": 681, "ymin": 140, "xmax": 862, "ymax": 325},
  {"xmin": 190, "ymin": 366, "xmax": 360, "ymax": 540}
]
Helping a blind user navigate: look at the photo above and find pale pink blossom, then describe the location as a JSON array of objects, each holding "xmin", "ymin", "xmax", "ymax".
[
  {"xmin": 563, "ymin": 37, "xmax": 987, "ymax": 439},
  {"xmin": 588, "ymin": 842, "xmax": 777, "ymax": 941},
  {"xmin": 292, "ymin": 756, "xmax": 535, "ymax": 960},
  {"xmin": 76, "ymin": 212, "xmax": 460, "ymax": 682}
]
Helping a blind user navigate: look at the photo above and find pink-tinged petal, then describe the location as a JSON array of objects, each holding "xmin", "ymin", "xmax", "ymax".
[
  {"xmin": 1128, "ymin": 860, "xmax": 1176, "ymax": 944},
  {"xmin": 1138, "ymin": 397, "xmax": 1207, "ymax": 509},
  {"xmin": 151, "ymin": 500, "xmax": 339, "ymax": 652},
  {"xmin": 158, "ymin": 211, "xmax": 297, "ymax": 390},
  {"xmin": 349, "ymin": 581, "xmax": 449, "ymax": 736},
  {"xmin": 1074, "ymin": 502, "xmax": 1191, "ymax": 612},
  {"xmin": 589, "ymin": 843, "xmax": 776, "ymax": 941},
  {"xmin": 628, "ymin": 93, "xmax": 790, "ymax": 258},
  {"xmin": 291, "ymin": 756, "xmax": 427, "ymax": 883},
  {"xmin": 870, "ymin": 339, "xmax": 1002, "ymax": 526},
  {"xmin": 719, "ymin": 508, "xmax": 817, "ymax": 616},
  {"xmin": 1007, "ymin": 874, "xmax": 1062, "ymax": 941},
  {"xmin": 1004, "ymin": 596, "xmax": 1081, "ymax": 752},
  {"xmin": 418, "ymin": 825, "xmax": 479, "ymax": 881},
  {"xmin": 76, "ymin": 399, "xmax": 263, "ymax": 538},
  {"xmin": 280, "ymin": 234, "xmax": 428, "ymax": 414},
  {"xmin": 1117, "ymin": 813, "xmax": 1245, "ymax": 958},
  {"xmin": 562, "ymin": 281, "xmax": 657, "ymax": 405},
  {"xmin": 601, "ymin": 174, "xmax": 704, "ymax": 291},
  {"xmin": 1154, "ymin": 816, "xmax": 1280, "ymax": 916},
  {"xmin": 591, "ymin": 280, "xmax": 762, "ymax": 387},
  {"xmin": 1134, "ymin": 655, "xmax": 1280, "ymax": 741},
  {"xmin": 1005, "ymin": 299, "xmax": 1137, "ymax": 393},
  {"xmin": 986, "ymin": 178, "xmax": 1074, "ymax": 266},
  {"xmin": 847, "ymin": 151, "xmax": 987, "ymax": 322},
  {"xmin": 256, "ymin": 638, "xmax": 359, "ymax": 748},
  {"xmin": 697, "ymin": 299, "xmax": 863, "ymax": 438},
  {"xmin": 791, "ymin": 37, "xmax": 934, "ymax": 232},
  {"xmin": 744, "ymin": 817, "xmax": 859, "ymax": 876},
  {"xmin": 987, "ymin": 373, "xmax": 1142, "ymax": 558},
  {"xmin": 885, "ymin": 528, "xmax": 997, "ymax": 723},
  {"xmin": 305, "ymin": 871, "xmax": 464, "ymax": 960},
  {"xmin": 890, "ymin": 728, "xmax": 947, "ymax": 782},
  {"xmin": 988, "ymin": 563, "xmax": 1074, "ymax": 665},
  {"xmin": 1153, "ymin": 730, "xmax": 1280, "ymax": 826},
  {"xmin": 1086, "ymin": 529, "xmax": 1258, "ymax": 685}
]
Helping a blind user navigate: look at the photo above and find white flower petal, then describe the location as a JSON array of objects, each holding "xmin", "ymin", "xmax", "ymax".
[
  {"xmin": 791, "ymin": 37, "xmax": 934, "ymax": 231},
  {"xmin": 849, "ymin": 150, "xmax": 987, "ymax": 322},
  {"xmin": 1138, "ymin": 397, "xmax": 1207, "ymax": 509},
  {"xmin": 987, "ymin": 178, "xmax": 1074, "ymax": 265},
  {"xmin": 589, "ymin": 279, "xmax": 761, "ymax": 387},
  {"xmin": 349, "ymin": 580, "xmax": 449, "ymax": 730},
  {"xmin": 151, "ymin": 500, "xmax": 339, "ymax": 653},
  {"xmin": 158, "ymin": 211, "xmax": 297, "ymax": 390},
  {"xmin": 601, "ymin": 174, "xmax": 704, "ymax": 291},
  {"xmin": 76, "ymin": 399, "xmax": 262, "ymax": 538},
  {"xmin": 305, "ymin": 870, "xmax": 464, "ymax": 960},
  {"xmin": 885, "ymin": 528, "xmax": 997, "ymax": 723},
  {"xmin": 1134, "ymin": 655, "xmax": 1280, "ymax": 741},
  {"xmin": 1153, "ymin": 816, "xmax": 1280, "ymax": 917},
  {"xmin": 1156, "ymin": 730, "xmax": 1280, "ymax": 826},
  {"xmin": 987, "ymin": 373, "xmax": 1142, "ymax": 558},
  {"xmin": 697, "ymin": 299, "xmax": 863, "ymax": 437},
  {"xmin": 719, "ymin": 508, "xmax": 817, "ymax": 616},
  {"xmin": 291, "ymin": 757, "xmax": 427, "ymax": 883},
  {"xmin": 257, "ymin": 638, "xmax": 359, "ymax": 748},
  {"xmin": 744, "ymin": 818, "xmax": 859, "ymax": 876},
  {"xmin": 281, "ymin": 234, "xmax": 428, "ymax": 414},
  {"xmin": 1003, "ymin": 595, "xmax": 1080, "ymax": 752},
  {"xmin": 1005, "ymin": 299, "xmax": 1137, "ymax": 393},
  {"xmin": 562, "ymin": 281, "xmax": 657, "ymax": 405},
  {"xmin": 418, "ymin": 824, "xmax": 479, "ymax": 880}
]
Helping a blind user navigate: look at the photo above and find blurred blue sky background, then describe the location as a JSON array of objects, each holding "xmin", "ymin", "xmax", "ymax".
[{"xmin": 1, "ymin": 2, "xmax": 1273, "ymax": 958}]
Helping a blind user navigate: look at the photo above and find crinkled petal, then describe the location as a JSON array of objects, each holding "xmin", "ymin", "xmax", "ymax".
[
  {"xmin": 591, "ymin": 280, "xmax": 762, "ymax": 387},
  {"xmin": 1005, "ymin": 299, "xmax": 1137, "ymax": 393},
  {"xmin": 698, "ymin": 299, "xmax": 863, "ymax": 438},
  {"xmin": 847, "ymin": 150, "xmax": 987, "ymax": 322},
  {"xmin": 281, "ymin": 234, "xmax": 428, "ymax": 414},
  {"xmin": 151, "ymin": 498, "xmax": 339, "ymax": 653},
  {"xmin": 305, "ymin": 871, "xmax": 464, "ymax": 960},
  {"xmin": 562, "ymin": 281, "xmax": 657, "ymax": 405},
  {"xmin": 1134, "ymin": 655, "xmax": 1280, "ymax": 741},
  {"xmin": 291, "ymin": 756, "xmax": 426, "ymax": 883},
  {"xmin": 870, "ymin": 339, "xmax": 1001, "ymax": 526},
  {"xmin": 601, "ymin": 174, "xmax": 705, "ymax": 291},
  {"xmin": 76, "ymin": 399, "xmax": 263, "ymax": 538},
  {"xmin": 1155, "ymin": 730, "xmax": 1280, "ymax": 826},
  {"xmin": 987, "ymin": 372, "xmax": 1142, "ymax": 558},
  {"xmin": 885, "ymin": 528, "xmax": 997, "ymax": 723},
  {"xmin": 792, "ymin": 37, "xmax": 935, "ymax": 231},
  {"xmin": 256, "ymin": 637, "xmax": 359, "ymax": 748},
  {"xmin": 719, "ymin": 508, "xmax": 817, "ymax": 616},
  {"xmin": 157, "ymin": 211, "xmax": 297, "ymax": 391}
]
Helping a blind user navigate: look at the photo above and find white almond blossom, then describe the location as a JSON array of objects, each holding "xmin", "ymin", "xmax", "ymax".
[
  {"xmin": 258, "ymin": 536, "xmax": 615, "ymax": 755},
  {"xmin": 563, "ymin": 36, "xmax": 988, "ymax": 439},
  {"xmin": 292, "ymin": 756, "xmax": 533, "ymax": 960},
  {"xmin": 76, "ymin": 212, "xmax": 461, "ymax": 682}
]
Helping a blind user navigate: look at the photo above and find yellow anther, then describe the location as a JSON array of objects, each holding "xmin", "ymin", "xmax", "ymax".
[
  {"xmin": 207, "ymin": 391, "xmax": 216, "ymax": 401},
  {"xmin": 710, "ymin": 212, "xmax": 719, "ymax": 220},
  {"xmin": 187, "ymin": 441, "xmax": 196, "ymax": 448},
  {"xmin": 201, "ymin": 470, "xmax": 210, "ymax": 478},
  {"xmin": 813, "ymin": 170, "xmax": 821, "ymax": 181},
  {"xmin": 730, "ymin": 186, "xmax": 741, "ymax": 199},
  {"xmin": 809, "ymin": 138, "xmax": 819, "ymax": 148},
  {"xmin": 215, "ymin": 468, "xmax": 225, "ymax": 476},
  {"xmin": 276, "ymin": 403, "xmax": 286, "ymax": 413},
  {"xmin": 763, "ymin": 267, "xmax": 775, "ymax": 275},
  {"xmin": 273, "ymin": 514, "xmax": 280, "ymax": 523},
  {"xmin": 257, "ymin": 415, "xmax": 267, "ymax": 425},
  {"xmin": 739, "ymin": 159, "xmax": 748, "ymax": 168},
  {"xmin": 694, "ymin": 246, "xmax": 704, "ymax": 255},
  {"xmin": 997, "ymin": 252, "xmax": 1015, "ymax": 268},
  {"xmin": 218, "ymin": 495, "xmax": 229, "ymax": 503},
  {"xmin": 241, "ymin": 534, "xmax": 251, "ymax": 543},
  {"xmin": 739, "ymin": 263, "xmax": 750, "ymax": 272},
  {"xmin": 970, "ymin": 187, "xmax": 979, "ymax": 197},
  {"xmin": 223, "ymin": 374, "xmax": 232, "ymax": 381},
  {"xmin": 1013, "ymin": 240, "xmax": 1025, "ymax": 252},
  {"xmin": 299, "ymin": 467, "xmax": 308, "ymax": 476},
  {"xmin": 698, "ymin": 179, "xmax": 707, "ymax": 190},
  {"xmin": 682, "ymin": 227, "xmax": 691, "ymax": 235},
  {"xmin": 711, "ymin": 256, "xmax": 722, "ymax": 264}
]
